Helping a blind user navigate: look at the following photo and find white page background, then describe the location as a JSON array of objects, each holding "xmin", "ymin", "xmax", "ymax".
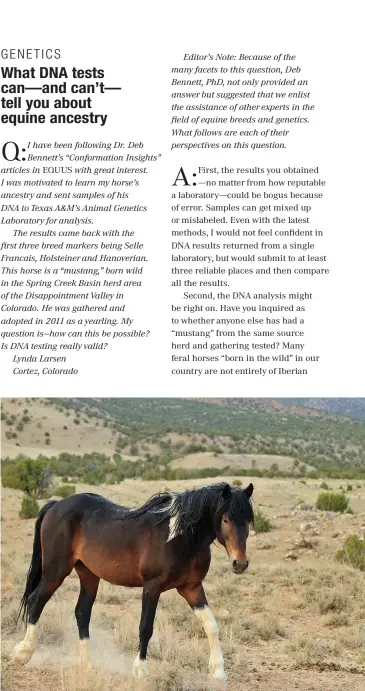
[{"xmin": 0, "ymin": 0, "xmax": 363, "ymax": 397}]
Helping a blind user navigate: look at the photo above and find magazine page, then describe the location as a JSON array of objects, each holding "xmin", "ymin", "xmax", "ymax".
[{"xmin": 1, "ymin": 3, "xmax": 364, "ymax": 691}]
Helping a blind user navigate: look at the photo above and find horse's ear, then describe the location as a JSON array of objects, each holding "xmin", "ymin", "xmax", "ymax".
[
  {"xmin": 221, "ymin": 483, "xmax": 231, "ymax": 499},
  {"xmin": 244, "ymin": 483, "xmax": 254, "ymax": 498}
]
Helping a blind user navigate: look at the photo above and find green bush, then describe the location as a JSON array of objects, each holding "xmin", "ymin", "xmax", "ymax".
[
  {"xmin": 2, "ymin": 458, "xmax": 53, "ymax": 498},
  {"xmin": 346, "ymin": 484, "xmax": 353, "ymax": 491},
  {"xmin": 316, "ymin": 492, "xmax": 349, "ymax": 513},
  {"xmin": 320, "ymin": 481, "xmax": 329, "ymax": 490},
  {"xmin": 19, "ymin": 495, "xmax": 39, "ymax": 519},
  {"xmin": 54, "ymin": 484, "xmax": 76, "ymax": 498},
  {"xmin": 335, "ymin": 535, "xmax": 365, "ymax": 571},
  {"xmin": 82, "ymin": 470, "xmax": 105, "ymax": 485},
  {"xmin": 232, "ymin": 479, "xmax": 242, "ymax": 486},
  {"xmin": 254, "ymin": 509, "xmax": 273, "ymax": 533}
]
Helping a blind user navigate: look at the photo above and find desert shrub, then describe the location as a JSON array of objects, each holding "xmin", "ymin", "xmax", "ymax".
[
  {"xmin": 2, "ymin": 457, "xmax": 53, "ymax": 498},
  {"xmin": 320, "ymin": 481, "xmax": 329, "ymax": 490},
  {"xmin": 318, "ymin": 590, "xmax": 349, "ymax": 614},
  {"xmin": 254, "ymin": 509, "xmax": 273, "ymax": 533},
  {"xmin": 19, "ymin": 495, "xmax": 39, "ymax": 519},
  {"xmin": 54, "ymin": 484, "xmax": 76, "ymax": 498},
  {"xmin": 82, "ymin": 469, "xmax": 105, "ymax": 485},
  {"xmin": 316, "ymin": 492, "xmax": 349, "ymax": 513},
  {"xmin": 232, "ymin": 479, "xmax": 242, "ymax": 486},
  {"xmin": 335, "ymin": 535, "xmax": 365, "ymax": 571},
  {"xmin": 209, "ymin": 444, "xmax": 223, "ymax": 454},
  {"xmin": 324, "ymin": 612, "xmax": 349, "ymax": 628},
  {"xmin": 346, "ymin": 484, "xmax": 353, "ymax": 491},
  {"xmin": 184, "ymin": 443, "xmax": 207, "ymax": 454}
]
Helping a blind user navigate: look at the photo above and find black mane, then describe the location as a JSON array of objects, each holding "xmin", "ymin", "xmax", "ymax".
[{"xmin": 124, "ymin": 482, "xmax": 254, "ymax": 549}]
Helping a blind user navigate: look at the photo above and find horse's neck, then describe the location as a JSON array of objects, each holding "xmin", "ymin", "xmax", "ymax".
[
  {"xmin": 187, "ymin": 517, "xmax": 216, "ymax": 551},
  {"xmin": 177, "ymin": 493, "xmax": 219, "ymax": 551}
]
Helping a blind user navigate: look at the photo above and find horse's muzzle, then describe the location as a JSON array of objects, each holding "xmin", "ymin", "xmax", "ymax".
[{"xmin": 232, "ymin": 559, "xmax": 249, "ymax": 574}]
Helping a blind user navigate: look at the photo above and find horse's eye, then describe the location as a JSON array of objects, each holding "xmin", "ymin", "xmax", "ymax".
[{"xmin": 223, "ymin": 517, "xmax": 229, "ymax": 524}]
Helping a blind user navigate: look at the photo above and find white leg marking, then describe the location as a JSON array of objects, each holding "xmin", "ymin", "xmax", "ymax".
[
  {"xmin": 132, "ymin": 653, "xmax": 149, "ymax": 679},
  {"xmin": 194, "ymin": 606, "xmax": 227, "ymax": 681},
  {"xmin": 12, "ymin": 624, "xmax": 37, "ymax": 665},
  {"xmin": 79, "ymin": 638, "xmax": 92, "ymax": 667}
]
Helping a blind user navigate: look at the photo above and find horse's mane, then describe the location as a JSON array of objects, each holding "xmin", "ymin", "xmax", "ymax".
[{"xmin": 124, "ymin": 482, "xmax": 254, "ymax": 543}]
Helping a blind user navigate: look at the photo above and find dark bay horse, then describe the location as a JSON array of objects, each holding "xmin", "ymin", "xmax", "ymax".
[{"xmin": 13, "ymin": 481, "xmax": 254, "ymax": 680}]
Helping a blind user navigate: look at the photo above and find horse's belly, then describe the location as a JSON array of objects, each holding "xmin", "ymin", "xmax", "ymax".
[{"xmin": 76, "ymin": 544, "xmax": 143, "ymax": 587}]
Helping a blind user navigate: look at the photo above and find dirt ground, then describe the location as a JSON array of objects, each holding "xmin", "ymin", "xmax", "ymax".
[{"xmin": 2, "ymin": 477, "xmax": 365, "ymax": 690}]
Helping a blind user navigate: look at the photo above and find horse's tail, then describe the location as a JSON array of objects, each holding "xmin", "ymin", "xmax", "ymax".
[{"xmin": 17, "ymin": 500, "xmax": 58, "ymax": 625}]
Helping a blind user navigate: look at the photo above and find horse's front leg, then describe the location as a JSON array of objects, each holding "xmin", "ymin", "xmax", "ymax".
[
  {"xmin": 132, "ymin": 582, "xmax": 161, "ymax": 679},
  {"xmin": 177, "ymin": 582, "xmax": 226, "ymax": 681}
]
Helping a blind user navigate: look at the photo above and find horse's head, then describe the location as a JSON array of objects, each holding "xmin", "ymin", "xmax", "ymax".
[{"xmin": 216, "ymin": 483, "xmax": 254, "ymax": 574}]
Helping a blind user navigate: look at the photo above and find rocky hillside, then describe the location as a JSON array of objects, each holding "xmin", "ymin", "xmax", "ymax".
[{"xmin": 2, "ymin": 397, "xmax": 365, "ymax": 473}]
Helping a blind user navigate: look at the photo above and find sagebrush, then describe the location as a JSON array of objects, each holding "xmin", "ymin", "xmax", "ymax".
[
  {"xmin": 54, "ymin": 484, "xmax": 76, "ymax": 498},
  {"xmin": 316, "ymin": 492, "xmax": 349, "ymax": 513},
  {"xmin": 335, "ymin": 535, "xmax": 365, "ymax": 571},
  {"xmin": 19, "ymin": 495, "xmax": 39, "ymax": 519},
  {"xmin": 254, "ymin": 509, "xmax": 273, "ymax": 533}
]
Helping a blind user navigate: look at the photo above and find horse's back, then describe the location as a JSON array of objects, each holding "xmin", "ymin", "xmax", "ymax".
[
  {"xmin": 44, "ymin": 492, "xmax": 128, "ymax": 518},
  {"xmin": 40, "ymin": 493, "xmax": 129, "ymax": 547}
]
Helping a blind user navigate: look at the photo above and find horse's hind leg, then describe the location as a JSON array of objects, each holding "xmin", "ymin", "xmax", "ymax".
[
  {"xmin": 13, "ymin": 536, "xmax": 74, "ymax": 666},
  {"xmin": 132, "ymin": 582, "xmax": 161, "ymax": 678},
  {"xmin": 74, "ymin": 561, "xmax": 100, "ymax": 667},
  {"xmin": 13, "ymin": 571, "xmax": 70, "ymax": 664}
]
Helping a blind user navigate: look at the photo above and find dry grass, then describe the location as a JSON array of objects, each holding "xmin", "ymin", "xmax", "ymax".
[{"xmin": 2, "ymin": 478, "xmax": 365, "ymax": 690}]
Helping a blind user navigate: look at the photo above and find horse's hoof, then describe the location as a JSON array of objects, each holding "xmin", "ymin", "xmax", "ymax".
[
  {"xmin": 210, "ymin": 664, "xmax": 227, "ymax": 681},
  {"xmin": 12, "ymin": 642, "xmax": 34, "ymax": 665},
  {"xmin": 132, "ymin": 654, "xmax": 149, "ymax": 679}
]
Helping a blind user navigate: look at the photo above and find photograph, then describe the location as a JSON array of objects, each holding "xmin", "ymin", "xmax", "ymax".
[{"xmin": 1, "ymin": 397, "xmax": 365, "ymax": 690}]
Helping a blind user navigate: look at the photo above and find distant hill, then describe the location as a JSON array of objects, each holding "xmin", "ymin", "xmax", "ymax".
[
  {"xmin": 1, "ymin": 397, "xmax": 365, "ymax": 473},
  {"xmin": 278, "ymin": 398, "xmax": 365, "ymax": 421},
  {"xmin": 1, "ymin": 398, "xmax": 116, "ymax": 460}
]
